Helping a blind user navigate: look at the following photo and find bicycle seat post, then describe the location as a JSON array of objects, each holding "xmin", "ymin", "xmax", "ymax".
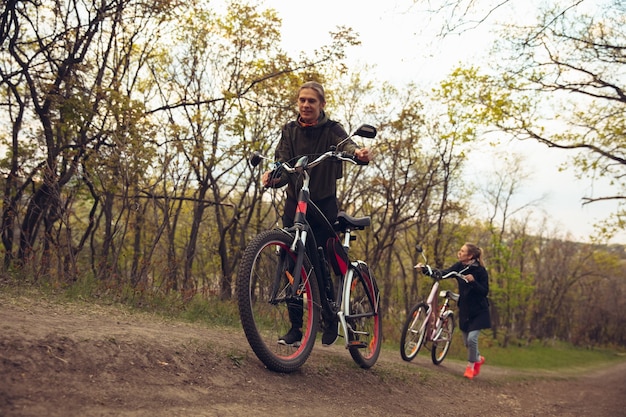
[{"xmin": 342, "ymin": 228, "xmax": 352, "ymax": 252}]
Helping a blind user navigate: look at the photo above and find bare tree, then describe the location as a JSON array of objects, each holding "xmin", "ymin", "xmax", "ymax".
[{"xmin": 492, "ymin": 0, "xmax": 626, "ymax": 239}]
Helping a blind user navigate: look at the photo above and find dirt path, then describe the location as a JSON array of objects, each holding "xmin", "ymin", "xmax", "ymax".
[{"xmin": 1, "ymin": 292, "xmax": 625, "ymax": 417}]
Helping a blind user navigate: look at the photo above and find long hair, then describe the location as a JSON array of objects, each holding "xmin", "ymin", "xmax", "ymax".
[
  {"xmin": 465, "ymin": 243, "xmax": 485, "ymax": 267},
  {"xmin": 298, "ymin": 81, "xmax": 325, "ymax": 103}
]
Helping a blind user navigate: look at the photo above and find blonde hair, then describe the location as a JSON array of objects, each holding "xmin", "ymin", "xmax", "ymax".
[{"xmin": 464, "ymin": 243, "xmax": 485, "ymax": 267}]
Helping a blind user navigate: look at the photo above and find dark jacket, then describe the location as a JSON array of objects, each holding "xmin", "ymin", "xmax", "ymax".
[
  {"xmin": 441, "ymin": 261, "xmax": 491, "ymax": 333},
  {"xmin": 271, "ymin": 111, "xmax": 358, "ymax": 203}
]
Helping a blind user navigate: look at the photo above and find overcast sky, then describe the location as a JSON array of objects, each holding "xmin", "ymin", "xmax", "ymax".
[{"xmin": 253, "ymin": 0, "xmax": 625, "ymax": 244}]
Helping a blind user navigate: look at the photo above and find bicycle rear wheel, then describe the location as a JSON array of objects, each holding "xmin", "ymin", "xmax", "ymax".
[
  {"xmin": 431, "ymin": 312, "xmax": 455, "ymax": 365},
  {"xmin": 346, "ymin": 265, "xmax": 382, "ymax": 369},
  {"xmin": 237, "ymin": 230, "xmax": 321, "ymax": 373},
  {"xmin": 400, "ymin": 302, "xmax": 428, "ymax": 362}
]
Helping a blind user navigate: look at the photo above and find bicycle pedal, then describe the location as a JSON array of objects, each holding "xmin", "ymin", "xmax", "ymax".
[{"xmin": 347, "ymin": 341, "xmax": 367, "ymax": 349}]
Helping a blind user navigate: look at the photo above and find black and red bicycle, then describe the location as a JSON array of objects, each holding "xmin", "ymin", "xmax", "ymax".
[{"xmin": 237, "ymin": 125, "xmax": 382, "ymax": 372}]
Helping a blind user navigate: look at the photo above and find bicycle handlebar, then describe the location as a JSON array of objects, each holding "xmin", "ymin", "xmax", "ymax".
[
  {"xmin": 278, "ymin": 149, "xmax": 361, "ymax": 175},
  {"xmin": 441, "ymin": 270, "xmax": 468, "ymax": 283},
  {"xmin": 414, "ymin": 264, "xmax": 468, "ymax": 283}
]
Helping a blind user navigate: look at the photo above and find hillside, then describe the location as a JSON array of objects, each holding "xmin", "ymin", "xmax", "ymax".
[{"xmin": 1, "ymin": 292, "xmax": 625, "ymax": 417}]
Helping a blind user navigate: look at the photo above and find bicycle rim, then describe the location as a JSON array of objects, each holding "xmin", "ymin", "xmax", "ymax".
[
  {"xmin": 400, "ymin": 303, "xmax": 428, "ymax": 362},
  {"xmin": 346, "ymin": 269, "xmax": 382, "ymax": 368},
  {"xmin": 237, "ymin": 230, "xmax": 320, "ymax": 373},
  {"xmin": 431, "ymin": 313, "xmax": 455, "ymax": 365}
]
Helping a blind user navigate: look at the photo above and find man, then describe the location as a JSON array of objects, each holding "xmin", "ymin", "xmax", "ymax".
[{"xmin": 262, "ymin": 81, "xmax": 371, "ymax": 346}]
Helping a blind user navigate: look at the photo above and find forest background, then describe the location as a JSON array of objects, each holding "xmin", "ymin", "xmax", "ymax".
[{"xmin": 1, "ymin": 0, "xmax": 624, "ymax": 348}]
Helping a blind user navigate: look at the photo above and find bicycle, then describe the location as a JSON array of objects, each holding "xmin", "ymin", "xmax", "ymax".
[
  {"xmin": 400, "ymin": 245, "xmax": 465, "ymax": 365},
  {"xmin": 237, "ymin": 124, "xmax": 382, "ymax": 373}
]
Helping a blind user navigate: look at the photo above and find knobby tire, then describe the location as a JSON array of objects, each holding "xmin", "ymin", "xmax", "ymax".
[{"xmin": 237, "ymin": 230, "xmax": 321, "ymax": 373}]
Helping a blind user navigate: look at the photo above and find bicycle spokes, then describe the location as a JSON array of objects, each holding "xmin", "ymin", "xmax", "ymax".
[
  {"xmin": 400, "ymin": 303, "xmax": 428, "ymax": 362},
  {"xmin": 431, "ymin": 313, "xmax": 455, "ymax": 365}
]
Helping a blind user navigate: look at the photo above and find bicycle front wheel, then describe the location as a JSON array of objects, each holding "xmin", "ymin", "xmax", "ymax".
[
  {"xmin": 431, "ymin": 311, "xmax": 455, "ymax": 365},
  {"xmin": 346, "ymin": 266, "xmax": 382, "ymax": 369},
  {"xmin": 400, "ymin": 302, "xmax": 428, "ymax": 362},
  {"xmin": 237, "ymin": 230, "xmax": 321, "ymax": 373}
]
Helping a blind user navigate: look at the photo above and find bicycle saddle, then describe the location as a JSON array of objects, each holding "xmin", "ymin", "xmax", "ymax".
[{"xmin": 335, "ymin": 212, "xmax": 371, "ymax": 231}]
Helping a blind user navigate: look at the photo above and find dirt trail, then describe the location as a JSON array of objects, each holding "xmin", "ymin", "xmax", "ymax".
[{"xmin": 1, "ymin": 293, "xmax": 625, "ymax": 417}]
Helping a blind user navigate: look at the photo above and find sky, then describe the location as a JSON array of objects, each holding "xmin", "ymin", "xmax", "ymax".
[{"xmin": 252, "ymin": 0, "xmax": 625, "ymax": 244}]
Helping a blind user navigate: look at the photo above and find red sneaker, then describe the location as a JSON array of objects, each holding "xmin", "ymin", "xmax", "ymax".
[
  {"xmin": 463, "ymin": 365, "xmax": 474, "ymax": 380},
  {"xmin": 474, "ymin": 356, "xmax": 485, "ymax": 377}
]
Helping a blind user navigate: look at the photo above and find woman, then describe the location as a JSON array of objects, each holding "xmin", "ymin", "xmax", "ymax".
[{"xmin": 419, "ymin": 243, "xmax": 491, "ymax": 379}]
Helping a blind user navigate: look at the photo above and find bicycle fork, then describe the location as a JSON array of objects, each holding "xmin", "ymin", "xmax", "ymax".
[
  {"xmin": 337, "ymin": 268, "xmax": 362, "ymax": 347},
  {"xmin": 425, "ymin": 281, "xmax": 440, "ymax": 341},
  {"xmin": 337, "ymin": 262, "xmax": 378, "ymax": 348}
]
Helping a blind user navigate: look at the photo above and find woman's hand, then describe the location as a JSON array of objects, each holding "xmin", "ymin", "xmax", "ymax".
[{"xmin": 262, "ymin": 170, "xmax": 280, "ymax": 187}]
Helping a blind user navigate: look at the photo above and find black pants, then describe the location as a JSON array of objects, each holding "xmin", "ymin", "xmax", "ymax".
[{"xmin": 282, "ymin": 196, "xmax": 338, "ymax": 329}]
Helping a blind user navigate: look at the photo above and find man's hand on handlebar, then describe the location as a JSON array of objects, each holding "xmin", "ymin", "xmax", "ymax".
[{"xmin": 354, "ymin": 147, "xmax": 372, "ymax": 163}]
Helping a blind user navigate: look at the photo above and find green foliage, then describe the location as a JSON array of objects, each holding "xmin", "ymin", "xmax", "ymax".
[
  {"xmin": 180, "ymin": 295, "xmax": 241, "ymax": 327},
  {"xmin": 62, "ymin": 274, "xmax": 102, "ymax": 301},
  {"xmin": 491, "ymin": 0, "xmax": 626, "ymax": 239}
]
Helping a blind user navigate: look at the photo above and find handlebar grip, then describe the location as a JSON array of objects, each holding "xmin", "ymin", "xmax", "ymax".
[
  {"xmin": 340, "ymin": 151, "xmax": 369, "ymax": 165},
  {"xmin": 420, "ymin": 266, "xmax": 442, "ymax": 279},
  {"xmin": 340, "ymin": 151, "xmax": 356, "ymax": 161},
  {"xmin": 267, "ymin": 165, "xmax": 283, "ymax": 182}
]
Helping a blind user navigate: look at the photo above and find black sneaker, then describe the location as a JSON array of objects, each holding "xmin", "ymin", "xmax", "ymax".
[
  {"xmin": 278, "ymin": 328, "xmax": 302, "ymax": 346},
  {"xmin": 322, "ymin": 320, "xmax": 338, "ymax": 346}
]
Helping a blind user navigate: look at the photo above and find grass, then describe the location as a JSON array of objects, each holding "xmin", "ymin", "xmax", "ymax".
[
  {"xmin": 387, "ymin": 329, "xmax": 625, "ymax": 371},
  {"xmin": 180, "ymin": 294, "xmax": 241, "ymax": 327},
  {"xmin": 475, "ymin": 339, "xmax": 624, "ymax": 370}
]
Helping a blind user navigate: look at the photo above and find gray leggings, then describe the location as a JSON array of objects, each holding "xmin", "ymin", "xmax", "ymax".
[{"xmin": 462, "ymin": 329, "xmax": 481, "ymax": 363}]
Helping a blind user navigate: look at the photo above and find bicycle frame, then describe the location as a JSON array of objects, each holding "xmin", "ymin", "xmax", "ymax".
[
  {"xmin": 422, "ymin": 278, "xmax": 442, "ymax": 342},
  {"xmin": 282, "ymin": 161, "xmax": 378, "ymax": 350},
  {"xmin": 417, "ymin": 277, "xmax": 456, "ymax": 342},
  {"xmin": 281, "ymin": 161, "xmax": 338, "ymax": 320}
]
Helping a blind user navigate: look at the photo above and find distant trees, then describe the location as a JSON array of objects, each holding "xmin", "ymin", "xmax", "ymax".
[{"xmin": 405, "ymin": 0, "xmax": 626, "ymax": 345}]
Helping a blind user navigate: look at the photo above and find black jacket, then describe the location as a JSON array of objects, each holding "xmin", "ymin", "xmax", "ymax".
[
  {"xmin": 271, "ymin": 111, "xmax": 357, "ymax": 203},
  {"xmin": 441, "ymin": 261, "xmax": 491, "ymax": 332}
]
